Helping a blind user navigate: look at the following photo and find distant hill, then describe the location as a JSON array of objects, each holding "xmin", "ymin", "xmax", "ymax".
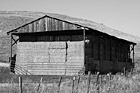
[{"xmin": 0, "ymin": 11, "xmax": 140, "ymax": 68}]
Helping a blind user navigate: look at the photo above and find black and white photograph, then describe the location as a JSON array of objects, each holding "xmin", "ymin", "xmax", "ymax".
[{"xmin": 0, "ymin": 0, "xmax": 140, "ymax": 93}]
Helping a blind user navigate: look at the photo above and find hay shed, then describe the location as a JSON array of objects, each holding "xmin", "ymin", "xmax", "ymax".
[{"xmin": 7, "ymin": 14, "xmax": 136, "ymax": 75}]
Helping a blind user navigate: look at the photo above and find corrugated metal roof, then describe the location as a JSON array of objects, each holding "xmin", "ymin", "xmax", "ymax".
[{"xmin": 7, "ymin": 13, "xmax": 136, "ymax": 44}]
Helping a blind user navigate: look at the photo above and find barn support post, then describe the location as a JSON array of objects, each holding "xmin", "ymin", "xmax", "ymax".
[
  {"xmin": 132, "ymin": 44, "xmax": 135, "ymax": 63},
  {"xmin": 9, "ymin": 33, "xmax": 13, "ymax": 72},
  {"xmin": 130, "ymin": 44, "xmax": 135, "ymax": 74},
  {"xmin": 19, "ymin": 77, "xmax": 23, "ymax": 93},
  {"xmin": 82, "ymin": 27, "xmax": 86, "ymax": 74},
  {"xmin": 98, "ymin": 36, "xmax": 101, "ymax": 73},
  {"xmin": 10, "ymin": 33, "xmax": 13, "ymax": 62},
  {"xmin": 132, "ymin": 44, "xmax": 135, "ymax": 74}
]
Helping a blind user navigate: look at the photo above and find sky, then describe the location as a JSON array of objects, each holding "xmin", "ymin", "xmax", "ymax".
[{"xmin": 0, "ymin": 0, "xmax": 140, "ymax": 37}]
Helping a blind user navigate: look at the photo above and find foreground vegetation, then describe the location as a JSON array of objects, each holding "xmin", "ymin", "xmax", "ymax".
[{"xmin": 0, "ymin": 72, "xmax": 140, "ymax": 93}]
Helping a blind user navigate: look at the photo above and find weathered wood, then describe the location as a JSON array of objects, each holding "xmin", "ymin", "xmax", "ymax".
[
  {"xmin": 19, "ymin": 77, "xmax": 22, "ymax": 93},
  {"xmin": 96, "ymin": 72, "xmax": 100, "ymax": 93},
  {"xmin": 86, "ymin": 71, "xmax": 91, "ymax": 93},
  {"xmin": 57, "ymin": 77, "xmax": 62, "ymax": 93},
  {"xmin": 76, "ymin": 75, "xmax": 80, "ymax": 93},
  {"xmin": 16, "ymin": 41, "xmax": 84, "ymax": 75},
  {"xmin": 72, "ymin": 77, "xmax": 75, "ymax": 93},
  {"xmin": 36, "ymin": 77, "xmax": 43, "ymax": 92}
]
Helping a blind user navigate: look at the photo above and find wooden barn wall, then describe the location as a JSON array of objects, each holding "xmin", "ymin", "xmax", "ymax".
[
  {"xmin": 19, "ymin": 33, "xmax": 130, "ymax": 62},
  {"xmin": 85, "ymin": 33, "xmax": 131, "ymax": 73},
  {"xmin": 17, "ymin": 31, "xmax": 131, "ymax": 74},
  {"xmin": 16, "ymin": 17, "xmax": 80, "ymax": 33}
]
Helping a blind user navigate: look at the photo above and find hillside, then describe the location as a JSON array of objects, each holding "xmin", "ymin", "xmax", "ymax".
[{"xmin": 0, "ymin": 11, "xmax": 140, "ymax": 66}]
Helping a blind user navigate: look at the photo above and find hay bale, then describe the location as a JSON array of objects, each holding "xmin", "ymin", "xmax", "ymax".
[
  {"xmin": 49, "ymin": 42, "xmax": 66, "ymax": 49},
  {"xmin": 49, "ymin": 49, "xmax": 66, "ymax": 55},
  {"xmin": 50, "ymin": 55, "xmax": 66, "ymax": 62},
  {"xmin": 67, "ymin": 41, "xmax": 84, "ymax": 57},
  {"xmin": 67, "ymin": 56, "xmax": 84, "ymax": 63},
  {"xmin": 34, "ymin": 56, "xmax": 49, "ymax": 62}
]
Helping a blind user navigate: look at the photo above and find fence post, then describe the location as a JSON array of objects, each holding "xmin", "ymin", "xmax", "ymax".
[
  {"xmin": 100, "ymin": 74, "xmax": 102, "ymax": 92},
  {"xmin": 57, "ymin": 77, "xmax": 62, "ymax": 93},
  {"xmin": 96, "ymin": 72, "xmax": 100, "ymax": 93},
  {"xmin": 124, "ymin": 67, "xmax": 127, "ymax": 76},
  {"xmin": 87, "ymin": 71, "xmax": 91, "ymax": 93},
  {"xmin": 107, "ymin": 72, "xmax": 111, "ymax": 90},
  {"xmin": 76, "ymin": 75, "xmax": 80, "ymax": 93},
  {"xmin": 72, "ymin": 77, "xmax": 76, "ymax": 93},
  {"xmin": 36, "ymin": 77, "xmax": 43, "ymax": 92},
  {"xmin": 19, "ymin": 77, "xmax": 22, "ymax": 93}
]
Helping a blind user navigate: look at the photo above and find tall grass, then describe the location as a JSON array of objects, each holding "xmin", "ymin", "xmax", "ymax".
[{"xmin": 0, "ymin": 73, "xmax": 140, "ymax": 93}]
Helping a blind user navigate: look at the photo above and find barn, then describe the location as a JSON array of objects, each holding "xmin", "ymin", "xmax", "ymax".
[{"xmin": 7, "ymin": 14, "xmax": 136, "ymax": 75}]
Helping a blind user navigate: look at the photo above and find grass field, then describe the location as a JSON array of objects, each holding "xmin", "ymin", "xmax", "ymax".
[{"xmin": 0, "ymin": 73, "xmax": 140, "ymax": 93}]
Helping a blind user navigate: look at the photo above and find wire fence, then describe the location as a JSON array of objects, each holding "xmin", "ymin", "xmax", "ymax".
[{"xmin": 0, "ymin": 71, "xmax": 140, "ymax": 93}]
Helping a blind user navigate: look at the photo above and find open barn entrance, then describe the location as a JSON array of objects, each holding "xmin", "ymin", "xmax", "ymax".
[{"xmin": 15, "ymin": 41, "xmax": 84, "ymax": 75}]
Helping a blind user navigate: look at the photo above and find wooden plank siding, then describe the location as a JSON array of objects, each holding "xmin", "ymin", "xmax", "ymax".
[
  {"xmin": 16, "ymin": 31, "xmax": 132, "ymax": 74},
  {"xmin": 7, "ymin": 14, "xmax": 135, "ymax": 75},
  {"xmin": 15, "ymin": 17, "xmax": 80, "ymax": 33}
]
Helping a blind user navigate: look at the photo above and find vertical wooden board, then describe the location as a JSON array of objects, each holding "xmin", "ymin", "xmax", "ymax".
[
  {"xmin": 41, "ymin": 18, "xmax": 46, "ymax": 31},
  {"xmin": 50, "ymin": 19, "xmax": 54, "ymax": 31},
  {"xmin": 111, "ymin": 39, "xmax": 116, "ymax": 61},
  {"xmin": 48, "ymin": 18, "xmax": 52, "ymax": 31},
  {"xmin": 36, "ymin": 20, "xmax": 40, "ymax": 32},
  {"xmin": 106, "ymin": 38, "xmax": 110, "ymax": 61},
  {"xmin": 92, "ymin": 36, "xmax": 99, "ymax": 60},
  {"xmin": 28, "ymin": 23, "xmax": 33, "ymax": 32},
  {"xmin": 20, "ymin": 27, "xmax": 24, "ymax": 33},
  {"xmin": 53, "ymin": 19, "xmax": 57, "ymax": 31},
  {"xmin": 34, "ymin": 21, "xmax": 38, "ymax": 32},
  {"xmin": 38, "ymin": 19, "xmax": 43, "ymax": 31},
  {"xmin": 85, "ymin": 48, "xmax": 92, "ymax": 57},
  {"xmin": 53, "ymin": 20, "xmax": 56, "ymax": 31},
  {"xmin": 58, "ymin": 21, "xmax": 63, "ymax": 30},
  {"xmin": 69, "ymin": 24, "xmax": 74, "ymax": 30},
  {"xmin": 57, "ymin": 20, "xmax": 60, "ymax": 30},
  {"xmin": 50, "ymin": 18, "xmax": 53, "ymax": 31},
  {"xmin": 67, "ymin": 24, "xmax": 71, "ymax": 29},
  {"xmin": 47, "ymin": 18, "xmax": 50, "ymax": 31},
  {"xmin": 99, "ymin": 38, "xmax": 104, "ymax": 60},
  {"xmin": 45, "ymin": 17, "xmax": 48, "ymax": 31},
  {"xmin": 62, "ymin": 21, "xmax": 65, "ymax": 30},
  {"xmin": 52, "ymin": 18, "xmax": 55, "ymax": 31},
  {"xmin": 64, "ymin": 22, "xmax": 68, "ymax": 30},
  {"xmin": 33, "ymin": 22, "xmax": 37, "ymax": 32}
]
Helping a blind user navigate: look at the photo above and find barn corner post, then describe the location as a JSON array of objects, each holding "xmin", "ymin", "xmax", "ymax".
[
  {"xmin": 132, "ymin": 44, "xmax": 135, "ymax": 70},
  {"xmin": 82, "ymin": 27, "xmax": 86, "ymax": 74},
  {"xmin": 130, "ymin": 43, "xmax": 136, "ymax": 74},
  {"xmin": 10, "ymin": 33, "xmax": 13, "ymax": 69},
  {"xmin": 132, "ymin": 44, "xmax": 135, "ymax": 64}
]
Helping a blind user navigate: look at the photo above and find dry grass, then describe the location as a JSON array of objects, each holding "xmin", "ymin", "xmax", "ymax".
[{"xmin": 0, "ymin": 73, "xmax": 140, "ymax": 93}]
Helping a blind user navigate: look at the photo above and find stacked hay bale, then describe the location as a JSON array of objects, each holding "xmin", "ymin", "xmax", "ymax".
[
  {"xmin": 66, "ymin": 41, "xmax": 84, "ymax": 75},
  {"xmin": 47, "ymin": 42, "xmax": 66, "ymax": 75},
  {"xmin": 16, "ymin": 42, "xmax": 67, "ymax": 75},
  {"xmin": 16, "ymin": 42, "xmax": 34, "ymax": 74},
  {"xmin": 16, "ymin": 41, "xmax": 84, "ymax": 75}
]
